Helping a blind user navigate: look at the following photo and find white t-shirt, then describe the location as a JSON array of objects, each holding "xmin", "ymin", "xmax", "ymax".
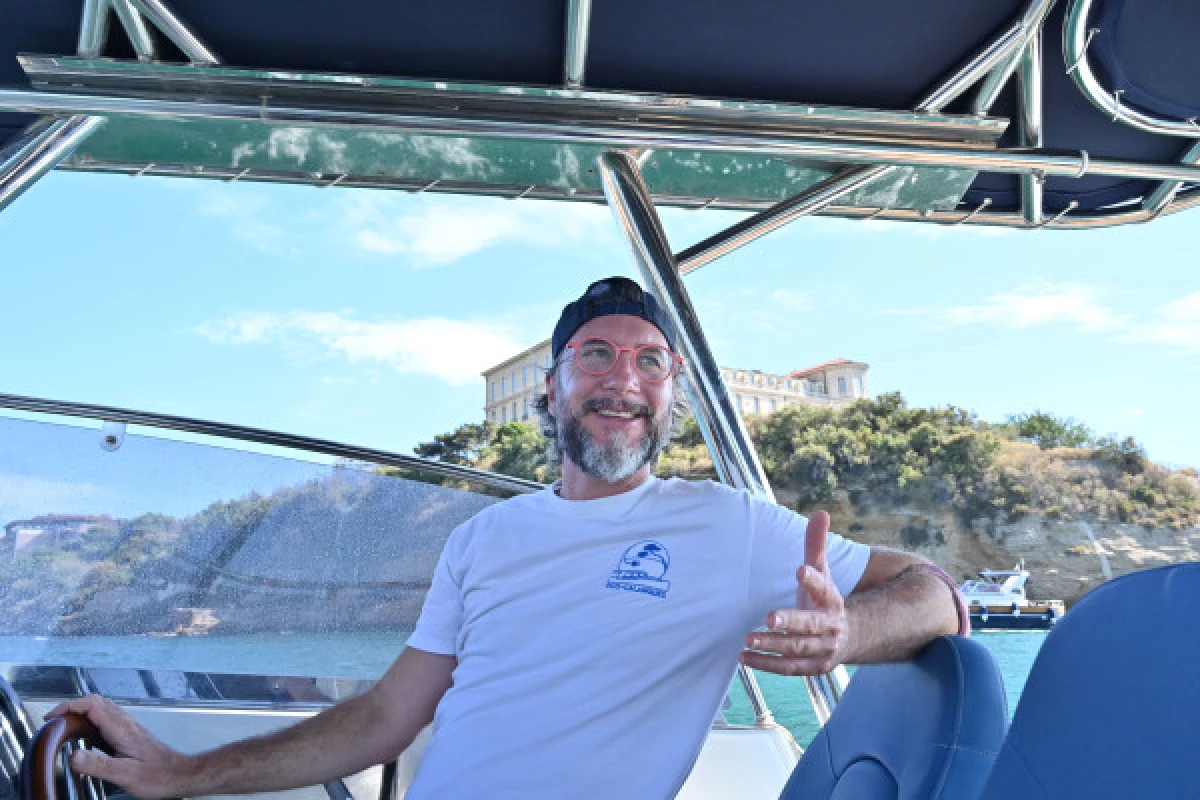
[{"xmin": 404, "ymin": 476, "xmax": 870, "ymax": 800}]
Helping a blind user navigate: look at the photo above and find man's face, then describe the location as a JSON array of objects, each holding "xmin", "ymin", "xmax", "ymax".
[{"xmin": 547, "ymin": 314, "xmax": 677, "ymax": 483}]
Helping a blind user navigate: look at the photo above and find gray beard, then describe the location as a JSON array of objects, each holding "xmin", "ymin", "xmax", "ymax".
[{"xmin": 556, "ymin": 400, "xmax": 671, "ymax": 484}]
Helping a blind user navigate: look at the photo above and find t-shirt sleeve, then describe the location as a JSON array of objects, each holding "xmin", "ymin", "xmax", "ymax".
[
  {"xmin": 745, "ymin": 498, "xmax": 871, "ymax": 625},
  {"xmin": 405, "ymin": 528, "xmax": 465, "ymax": 656}
]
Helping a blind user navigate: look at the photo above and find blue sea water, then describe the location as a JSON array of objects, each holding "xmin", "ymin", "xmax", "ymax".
[
  {"xmin": 726, "ymin": 631, "xmax": 1046, "ymax": 745},
  {"xmin": 0, "ymin": 631, "xmax": 1044, "ymax": 748}
]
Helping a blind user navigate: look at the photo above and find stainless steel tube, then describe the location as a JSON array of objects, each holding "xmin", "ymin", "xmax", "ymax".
[
  {"xmin": 563, "ymin": 0, "xmax": 593, "ymax": 89},
  {"xmin": 673, "ymin": 7, "xmax": 1047, "ymax": 275},
  {"xmin": 0, "ymin": 115, "xmax": 104, "ymax": 213},
  {"xmin": 828, "ymin": 185, "xmax": 1200, "ymax": 227},
  {"xmin": 77, "ymin": 0, "xmax": 113, "ymax": 59},
  {"xmin": 1018, "ymin": 32, "xmax": 1044, "ymax": 225},
  {"xmin": 0, "ymin": 116, "xmax": 61, "ymax": 165},
  {"xmin": 0, "ymin": 392, "xmax": 542, "ymax": 494},
  {"xmin": 1144, "ymin": 141, "xmax": 1200, "ymax": 214},
  {"xmin": 676, "ymin": 165, "xmax": 892, "ymax": 274},
  {"xmin": 110, "ymin": 0, "xmax": 157, "ymax": 61},
  {"xmin": 127, "ymin": 0, "xmax": 220, "ymax": 64},
  {"xmin": 7, "ymin": 88, "xmax": 1200, "ymax": 183},
  {"xmin": 915, "ymin": 22, "xmax": 1024, "ymax": 112},
  {"xmin": 1064, "ymin": 0, "xmax": 1200, "ymax": 138},
  {"xmin": 972, "ymin": 0, "xmax": 1058, "ymax": 115},
  {"xmin": 597, "ymin": 149, "xmax": 847, "ymax": 726}
]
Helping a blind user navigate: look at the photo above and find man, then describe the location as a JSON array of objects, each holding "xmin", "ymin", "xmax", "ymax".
[{"xmin": 55, "ymin": 277, "xmax": 967, "ymax": 799}]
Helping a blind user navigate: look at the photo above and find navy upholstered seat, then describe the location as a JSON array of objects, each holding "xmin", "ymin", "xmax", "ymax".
[
  {"xmin": 779, "ymin": 635, "xmax": 1008, "ymax": 800},
  {"xmin": 978, "ymin": 562, "xmax": 1200, "ymax": 800}
]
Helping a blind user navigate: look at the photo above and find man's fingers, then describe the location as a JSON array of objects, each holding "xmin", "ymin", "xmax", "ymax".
[
  {"xmin": 803, "ymin": 510, "xmax": 830, "ymax": 573},
  {"xmin": 69, "ymin": 748, "xmax": 118, "ymax": 782},
  {"xmin": 745, "ymin": 632, "xmax": 838, "ymax": 659},
  {"xmin": 47, "ymin": 695, "xmax": 105, "ymax": 719},
  {"xmin": 740, "ymin": 650, "xmax": 837, "ymax": 677},
  {"xmin": 797, "ymin": 564, "xmax": 842, "ymax": 612},
  {"xmin": 766, "ymin": 608, "xmax": 831, "ymax": 634}
]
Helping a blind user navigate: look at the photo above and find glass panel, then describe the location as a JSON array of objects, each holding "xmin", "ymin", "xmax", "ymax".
[{"xmin": 0, "ymin": 414, "xmax": 514, "ymax": 679}]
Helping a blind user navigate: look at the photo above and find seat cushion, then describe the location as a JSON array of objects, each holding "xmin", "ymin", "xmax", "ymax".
[
  {"xmin": 980, "ymin": 562, "xmax": 1200, "ymax": 799},
  {"xmin": 780, "ymin": 635, "xmax": 1008, "ymax": 800}
]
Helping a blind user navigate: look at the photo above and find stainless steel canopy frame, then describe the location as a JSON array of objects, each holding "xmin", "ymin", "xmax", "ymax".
[
  {"xmin": 0, "ymin": 392, "xmax": 542, "ymax": 495},
  {"xmin": 0, "ymin": 115, "xmax": 104, "ymax": 212},
  {"xmin": 0, "ymin": 0, "xmax": 1197, "ymax": 230},
  {"xmin": 0, "ymin": 0, "xmax": 215, "ymax": 215},
  {"xmin": 598, "ymin": 149, "xmax": 853, "ymax": 726}
]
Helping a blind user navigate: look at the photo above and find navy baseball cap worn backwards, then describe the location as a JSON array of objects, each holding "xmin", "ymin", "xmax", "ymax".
[{"xmin": 551, "ymin": 277, "xmax": 679, "ymax": 360}]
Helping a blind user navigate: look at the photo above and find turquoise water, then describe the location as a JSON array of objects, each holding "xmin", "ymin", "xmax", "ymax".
[
  {"xmin": 0, "ymin": 631, "xmax": 1044, "ymax": 749},
  {"xmin": 728, "ymin": 632, "xmax": 1045, "ymax": 746}
]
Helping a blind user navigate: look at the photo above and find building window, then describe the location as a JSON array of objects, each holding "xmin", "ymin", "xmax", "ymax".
[
  {"xmin": 491, "ymin": 381, "xmax": 497, "ymax": 401},
  {"xmin": 501, "ymin": 406, "xmax": 507, "ymax": 423},
  {"xmin": 501, "ymin": 377, "xmax": 507, "ymax": 396},
  {"xmin": 838, "ymin": 376, "xmax": 847, "ymax": 396},
  {"xmin": 490, "ymin": 410, "xmax": 496, "ymax": 422},
  {"xmin": 769, "ymin": 398, "xmax": 777, "ymax": 412},
  {"xmin": 523, "ymin": 365, "xmax": 528, "ymax": 387},
  {"xmin": 522, "ymin": 397, "xmax": 528, "ymax": 419},
  {"xmin": 512, "ymin": 402, "xmax": 517, "ymax": 421},
  {"xmin": 752, "ymin": 396, "xmax": 760, "ymax": 414},
  {"xmin": 855, "ymin": 375, "xmax": 864, "ymax": 396}
]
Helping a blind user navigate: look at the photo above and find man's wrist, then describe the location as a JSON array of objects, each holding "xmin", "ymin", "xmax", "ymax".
[{"xmin": 908, "ymin": 563, "xmax": 970, "ymax": 636}]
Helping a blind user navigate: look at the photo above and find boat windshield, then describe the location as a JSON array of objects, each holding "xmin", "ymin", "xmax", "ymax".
[{"xmin": 0, "ymin": 412, "xmax": 514, "ymax": 679}]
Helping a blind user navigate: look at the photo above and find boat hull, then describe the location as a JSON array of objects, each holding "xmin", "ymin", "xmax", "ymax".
[{"xmin": 969, "ymin": 606, "xmax": 1059, "ymax": 631}]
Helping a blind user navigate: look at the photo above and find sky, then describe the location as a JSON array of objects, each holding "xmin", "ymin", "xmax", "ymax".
[{"xmin": 2, "ymin": 170, "xmax": 1199, "ymax": 484}]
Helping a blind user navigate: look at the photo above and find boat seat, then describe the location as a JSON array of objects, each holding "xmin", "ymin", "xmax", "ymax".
[
  {"xmin": 977, "ymin": 562, "xmax": 1200, "ymax": 800},
  {"xmin": 778, "ymin": 635, "xmax": 1008, "ymax": 800}
]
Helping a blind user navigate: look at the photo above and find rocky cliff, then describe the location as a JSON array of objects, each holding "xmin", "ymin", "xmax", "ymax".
[{"xmin": 810, "ymin": 499, "xmax": 1200, "ymax": 605}]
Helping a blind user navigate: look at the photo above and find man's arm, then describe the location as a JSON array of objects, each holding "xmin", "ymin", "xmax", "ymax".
[
  {"xmin": 741, "ymin": 511, "xmax": 960, "ymax": 676},
  {"xmin": 53, "ymin": 647, "xmax": 455, "ymax": 799},
  {"xmin": 839, "ymin": 546, "xmax": 963, "ymax": 664}
]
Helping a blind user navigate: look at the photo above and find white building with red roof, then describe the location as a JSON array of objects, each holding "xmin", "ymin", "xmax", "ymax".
[{"xmin": 483, "ymin": 341, "xmax": 868, "ymax": 424}]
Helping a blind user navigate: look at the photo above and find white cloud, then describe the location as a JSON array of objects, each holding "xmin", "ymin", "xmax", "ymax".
[
  {"xmin": 878, "ymin": 284, "xmax": 1200, "ymax": 359},
  {"xmin": 337, "ymin": 194, "xmax": 613, "ymax": 267},
  {"xmin": 195, "ymin": 311, "xmax": 524, "ymax": 385},
  {"xmin": 198, "ymin": 191, "xmax": 296, "ymax": 256},
  {"xmin": 1123, "ymin": 292, "xmax": 1200, "ymax": 353},
  {"xmin": 0, "ymin": 473, "xmax": 107, "ymax": 518},
  {"xmin": 885, "ymin": 281, "xmax": 1127, "ymax": 333},
  {"xmin": 768, "ymin": 288, "xmax": 812, "ymax": 314}
]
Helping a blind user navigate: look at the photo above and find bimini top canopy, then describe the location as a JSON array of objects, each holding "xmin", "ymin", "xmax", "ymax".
[{"xmin": 1, "ymin": 0, "xmax": 1199, "ymax": 235}]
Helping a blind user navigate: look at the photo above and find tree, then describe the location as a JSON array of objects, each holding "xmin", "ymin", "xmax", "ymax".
[
  {"xmin": 1006, "ymin": 411, "xmax": 1093, "ymax": 450},
  {"xmin": 483, "ymin": 422, "xmax": 552, "ymax": 483},
  {"xmin": 1093, "ymin": 434, "xmax": 1147, "ymax": 474},
  {"xmin": 414, "ymin": 422, "xmax": 493, "ymax": 466}
]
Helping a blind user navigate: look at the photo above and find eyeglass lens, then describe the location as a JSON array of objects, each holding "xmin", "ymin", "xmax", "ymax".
[{"xmin": 576, "ymin": 338, "xmax": 673, "ymax": 381}]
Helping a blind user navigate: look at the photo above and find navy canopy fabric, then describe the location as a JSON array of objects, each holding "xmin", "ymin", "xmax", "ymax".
[
  {"xmin": 1, "ymin": 0, "xmax": 1197, "ymax": 214},
  {"xmin": 961, "ymin": 0, "xmax": 1199, "ymax": 214}
]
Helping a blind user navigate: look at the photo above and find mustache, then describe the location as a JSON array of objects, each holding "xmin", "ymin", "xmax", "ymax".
[{"xmin": 584, "ymin": 397, "xmax": 652, "ymax": 417}]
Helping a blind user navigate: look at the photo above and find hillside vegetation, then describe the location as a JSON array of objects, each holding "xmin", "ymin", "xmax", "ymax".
[
  {"xmin": 419, "ymin": 393, "xmax": 1200, "ymax": 601},
  {"xmin": 428, "ymin": 392, "xmax": 1198, "ymax": 532}
]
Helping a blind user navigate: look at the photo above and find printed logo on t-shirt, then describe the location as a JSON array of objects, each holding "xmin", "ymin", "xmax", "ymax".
[{"xmin": 606, "ymin": 540, "xmax": 671, "ymax": 598}]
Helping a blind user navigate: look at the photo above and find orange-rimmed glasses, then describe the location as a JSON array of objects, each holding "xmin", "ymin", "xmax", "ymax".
[{"xmin": 564, "ymin": 336, "xmax": 683, "ymax": 382}]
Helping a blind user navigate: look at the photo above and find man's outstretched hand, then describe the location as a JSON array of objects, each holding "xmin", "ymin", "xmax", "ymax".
[
  {"xmin": 47, "ymin": 694, "xmax": 190, "ymax": 799},
  {"xmin": 741, "ymin": 510, "xmax": 849, "ymax": 676}
]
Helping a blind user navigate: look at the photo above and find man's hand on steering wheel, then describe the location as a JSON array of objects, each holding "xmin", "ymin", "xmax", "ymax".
[{"xmin": 47, "ymin": 695, "xmax": 189, "ymax": 800}]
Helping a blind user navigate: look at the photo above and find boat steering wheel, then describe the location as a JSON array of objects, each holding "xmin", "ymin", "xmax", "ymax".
[{"xmin": 19, "ymin": 713, "xmax": 110, "ymax": 800}]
